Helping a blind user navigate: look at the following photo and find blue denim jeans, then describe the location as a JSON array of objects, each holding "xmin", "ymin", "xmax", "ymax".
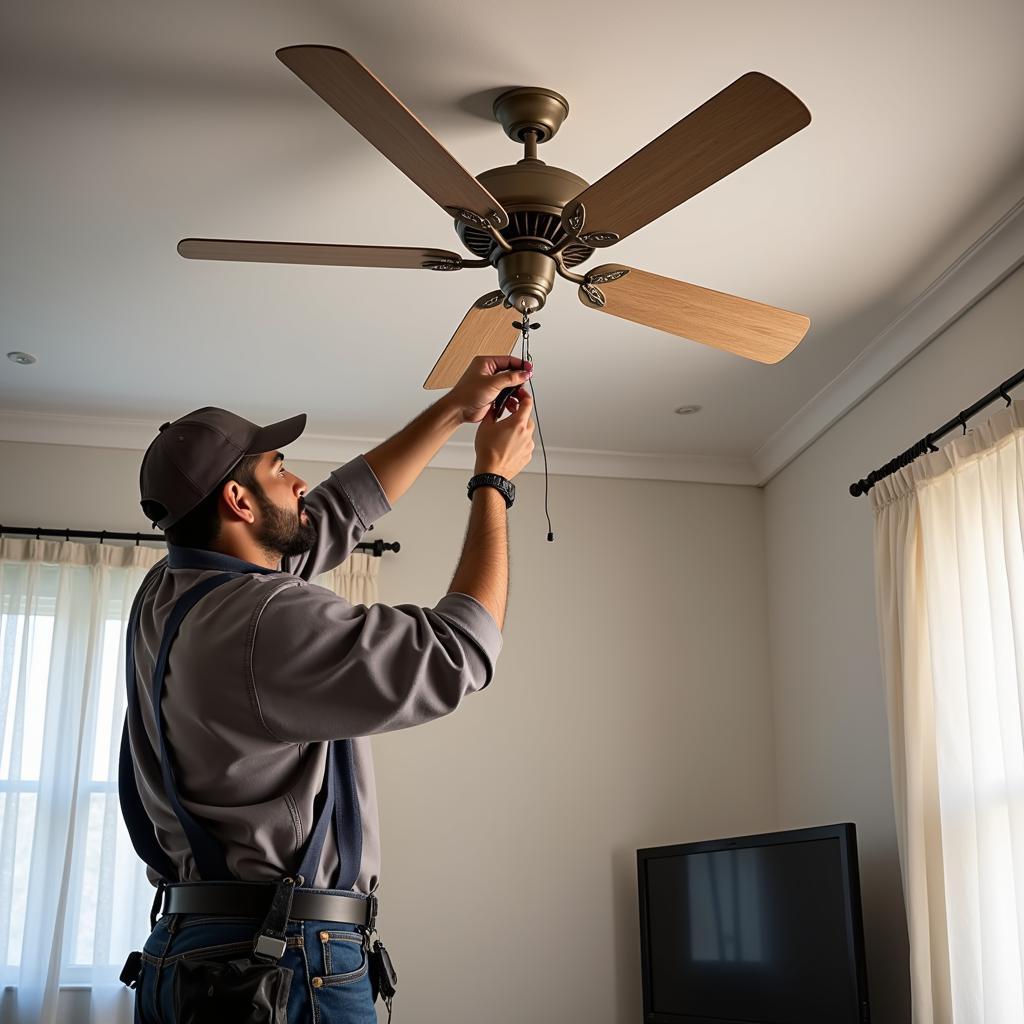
[{"xmin": 135, "ymin": 913, "xmax": 377, "ymax": 1023}]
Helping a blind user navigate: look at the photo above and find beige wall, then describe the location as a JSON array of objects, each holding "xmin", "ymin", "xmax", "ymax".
[
  {"xmin": 2, "ymin": 439, "xmax": 776, "ymax": 1024},
  {"xmin": 764, "ymin": 262, "xmax": 1024, "ymax": 1024}
]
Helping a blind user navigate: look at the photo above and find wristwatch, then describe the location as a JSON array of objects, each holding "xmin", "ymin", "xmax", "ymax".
[{"xmin": 467, "ymin": 473, "xmax": 515, "ymax": 509}]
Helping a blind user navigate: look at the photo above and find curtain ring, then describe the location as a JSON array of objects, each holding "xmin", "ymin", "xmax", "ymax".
[
  {"xmin": 35, "ymin": 526, "xmax": 42, "ymax": 540},
  {"xmin": 959, "ymin": 412, "xmax": 968, "ymax": 436},
  {"xmin": 99, "ymin": 530, "xmax": 106, "ymax": 545},
  {"xmin": 135, "ymin": 533, "xmax": 141, "ymax": 547},
  {"xmin": 1000, "ymin": 387, "xmax": 1012, "ymax": 407},
  {"xmin": 65, "ymin": 529, "xmax": 70, "ymax": 543}
]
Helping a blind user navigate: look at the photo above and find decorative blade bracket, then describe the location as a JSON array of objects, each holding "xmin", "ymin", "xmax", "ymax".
[
  {"xmin": 449, "ymin": 207, "xmax": 507, "ymax": 231},
  {"xmin": 452, "ymin": 208, "xmax": 513, "ymax": 255},
  {"xmin": 561, "ymin": 202, "xmax": 620, "ymax": 248},
  {"xmin": 585, "ymin": 268, "xmax": 630, "ymax": 285},
  {"xmin": 581, "ymin": 265, "xmax": 630, "ymax": 304}
]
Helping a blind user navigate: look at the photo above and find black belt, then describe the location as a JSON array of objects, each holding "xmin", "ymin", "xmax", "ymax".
[{"xmin": 162, "ymin": 881, "xmax": 372, "ymax": 927}]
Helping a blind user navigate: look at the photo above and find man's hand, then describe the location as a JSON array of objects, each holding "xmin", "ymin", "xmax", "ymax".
[
  {"xmin": 474, "ymin": 391, "xmax": 535, "ymax": 479},
  {"xmin": 363, "ymin": 354, "xmax": 533, "ymax": 506},
  {"xmin": 445, "ymin": 355, "xmax": 534, "ymax": 425}
]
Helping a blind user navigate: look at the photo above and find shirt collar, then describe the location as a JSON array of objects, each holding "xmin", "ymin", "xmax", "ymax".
[{"xmin": 166, "ymin": 544, "xmax": 280, "ymax": 575}]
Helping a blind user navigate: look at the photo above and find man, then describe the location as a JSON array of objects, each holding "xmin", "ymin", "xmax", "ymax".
[{"xmin": 120, "ymin": 354, "xmax": 534, "ymax": 1023}]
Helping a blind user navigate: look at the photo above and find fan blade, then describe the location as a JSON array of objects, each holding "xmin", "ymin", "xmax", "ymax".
[
  {"xmin": 578, "ymin": 265, "xmax": 809, "ymax": 363},
  {"xmin": 562, "ymin": 73, "xmax": 810, "ymax": 246},
  {"xmin": 423, "ymin": 292, "xmax": 521, "ymax": 389},
  {"xmin": 277, "ymin": 46, "xmax": 508, "ymax": 229},
  {"xmin": 177, "ymin": 239, "xmax": 474, "ymax": 270}
]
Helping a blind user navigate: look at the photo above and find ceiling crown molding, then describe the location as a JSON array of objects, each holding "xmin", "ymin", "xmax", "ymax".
[
  {"xmin": 0, "ymin": 408, "xmax": 758, "ymax": 486},
  {"xmin": 752, "ymin": 195, "xmax": 1024, "ymax": 484}
]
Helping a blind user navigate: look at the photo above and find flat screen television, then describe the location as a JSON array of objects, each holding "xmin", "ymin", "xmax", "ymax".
[{"xmin": 637, "ymin": 823, "xmax": 870, "ymax": 1024}]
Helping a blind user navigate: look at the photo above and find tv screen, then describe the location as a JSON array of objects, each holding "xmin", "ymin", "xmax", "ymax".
[{"xmin": 637, "ymin": 823, "xmax": 870, "ymax": 1024}]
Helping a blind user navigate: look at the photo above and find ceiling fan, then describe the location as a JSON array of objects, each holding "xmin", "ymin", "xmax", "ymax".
[{"xmin": 177, "ymin": 46, "xmax": 812, "ymax": 388}]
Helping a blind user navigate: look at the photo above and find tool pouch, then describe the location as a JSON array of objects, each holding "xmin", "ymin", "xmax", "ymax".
[
  {"xmin": 174, "ymin": 957, "xmax": 291, "ymax": 1024},
  {"xmin": 173, "ymin": 877, "xmax": 296, "ymax": 1024}
]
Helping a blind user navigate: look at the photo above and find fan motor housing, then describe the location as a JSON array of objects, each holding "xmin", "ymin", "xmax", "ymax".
[{"xmin": 455, "ymin": 159, "xmax": 594, "ymax": 269}]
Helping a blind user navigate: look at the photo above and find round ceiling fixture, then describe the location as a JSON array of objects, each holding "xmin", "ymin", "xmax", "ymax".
[
  {"xmin": 7, "ymin": 351, "xmax": 37, "ymax": 365},
  {"xmin": 674, "ymin": 404, "xmax": 702, "ymax": 416}
]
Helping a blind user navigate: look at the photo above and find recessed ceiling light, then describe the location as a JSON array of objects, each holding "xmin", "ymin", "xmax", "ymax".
[
  {"xmin": 7, "ymin": 351, "xmax": 37, "ymax": 365},
  {"xmin": 674, "ymin": 404, "xmax": 702, "ymax": 415}
]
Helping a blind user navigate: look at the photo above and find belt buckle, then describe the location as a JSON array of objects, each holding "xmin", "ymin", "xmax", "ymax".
[{"xmin": 254, "ymin": 934, "xmax": 287, "ymax": 961}]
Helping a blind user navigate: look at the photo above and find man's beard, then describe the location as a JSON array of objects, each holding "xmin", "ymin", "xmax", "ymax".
[{"xmin": 253, "ymin": 489, "xmax": 317, "ymax": 559}]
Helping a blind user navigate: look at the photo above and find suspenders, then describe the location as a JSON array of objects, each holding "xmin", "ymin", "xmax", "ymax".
[{"xmin": 117, "ymin": 566, "xmax": 362, "ymax": 893}]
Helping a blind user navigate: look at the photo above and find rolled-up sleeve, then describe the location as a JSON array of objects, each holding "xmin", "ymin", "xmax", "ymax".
[
  {"xmin": 281, "ymin": 455, "xmax": 392, "ymax": 581},
  {"xmin": 248, "ymin": 582, "xmax": 503, "ymax": 742}
]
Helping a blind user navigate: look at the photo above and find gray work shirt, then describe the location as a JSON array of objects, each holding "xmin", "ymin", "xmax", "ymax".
[{"xmin": 126, "ymin": 454, "xmax": 502, "ymax": 893}]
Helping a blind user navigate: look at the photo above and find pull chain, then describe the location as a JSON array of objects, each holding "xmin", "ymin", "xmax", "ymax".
[{"xmin": 513, "ymin": 310, "xmax": 555, "ymax": 542}]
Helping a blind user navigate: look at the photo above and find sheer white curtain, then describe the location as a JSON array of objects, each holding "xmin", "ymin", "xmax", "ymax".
[
  {"xmin": 873, "ymin": 400, "xmax": 1024, "ymax": 1024},
  {"xmin": 0, "ymin": 539, "xmax": 165, "ymax": 1024},
  {"xmin": 314, "ymin": 551, "xmax": 380, "ymax": 608},
  {"xmin": 0, "ymin": 539, "xmax": 379, "ymax": 1024}
]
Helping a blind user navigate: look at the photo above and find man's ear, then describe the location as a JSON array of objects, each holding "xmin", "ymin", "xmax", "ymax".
[{"xmin": 222, "ymin": 480, "xmax": 257, "ymax": 524}]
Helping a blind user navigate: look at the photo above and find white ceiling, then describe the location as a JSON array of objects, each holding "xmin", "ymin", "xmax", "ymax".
[{"xmin": 2, "ymin": 0, "xmax": 1023, "ymax": 480}]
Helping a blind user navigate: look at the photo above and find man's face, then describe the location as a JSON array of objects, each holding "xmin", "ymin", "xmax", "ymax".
[{"xmin": 249, "ymin": 450, "xmax": 316, "ymax": 558}]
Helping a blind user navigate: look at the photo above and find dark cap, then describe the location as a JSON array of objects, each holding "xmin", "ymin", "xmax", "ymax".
[{"xmin": 139, "ymin": 406, "xmax": 307, "ymax": 530}]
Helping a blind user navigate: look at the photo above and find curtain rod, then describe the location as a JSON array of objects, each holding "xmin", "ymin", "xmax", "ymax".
[
  {"xmin": 849, "ymin": 364, "xmax": 1024, "ymax": 497},
  {"xmin": 0, "ymin": 525, "xmax": 400, "ymax": 557}
]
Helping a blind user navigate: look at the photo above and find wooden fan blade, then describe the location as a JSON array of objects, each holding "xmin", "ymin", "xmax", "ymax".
[
  {"xmin": 562, "ymin": 73, "xmax": 810, "ymax": 246},
  {"xmin": 277, "ymin": 46, "xmax": 508, "ymax": 229},
  {"xmin": 177, "ymin": 239, "xmax": 474, "ymax": 270},
  {"xmin": 578, "ymin": 265, "xmax": 809, "ymax": 363},
  {"xmin": 423, "ymin": 292, "xmax": 521, "ymax": 389}
]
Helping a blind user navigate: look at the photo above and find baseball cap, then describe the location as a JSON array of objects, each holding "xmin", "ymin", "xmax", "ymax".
[{"xmin": 139, "ymin": 406, "xmax": 307, "ymax": 530}]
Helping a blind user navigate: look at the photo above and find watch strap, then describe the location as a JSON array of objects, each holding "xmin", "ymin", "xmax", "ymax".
[{"xmin": 467, "ymin": 473, "xmax": 515, "ymax": 508}]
